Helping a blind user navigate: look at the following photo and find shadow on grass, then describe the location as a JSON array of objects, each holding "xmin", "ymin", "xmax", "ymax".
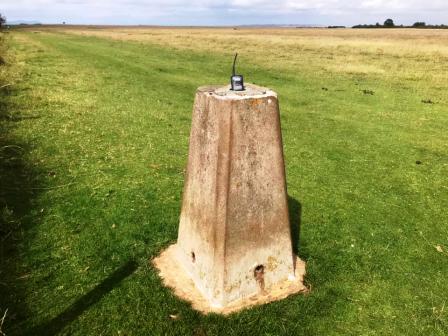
[
  {"xmin": 288, "ymin": 196, "xmax": 302, "ymax": 256},
  {"xmin": 28, "ymin": 260, "xmax": 138, "ymax": 336},
  {"xmin": 0, "ymin": 87, "xmax": 40, "ymax": 334}
]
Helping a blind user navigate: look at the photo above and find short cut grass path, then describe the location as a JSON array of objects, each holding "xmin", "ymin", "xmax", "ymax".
[{"xmin": 0, "ymin": 29, "xmax": 447, "ymax": 335}]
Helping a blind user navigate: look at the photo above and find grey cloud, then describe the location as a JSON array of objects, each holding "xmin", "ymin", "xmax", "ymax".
[{"xmin": 2, "ymin": 0, "xmax": 447, "ymax": 25}]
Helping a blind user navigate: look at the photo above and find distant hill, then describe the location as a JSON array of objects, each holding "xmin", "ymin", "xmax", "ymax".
[
  {"xmin": 236, "ymin": 24, "xmax": 326, "ymax": 28},
  {"xmin": 7, "ymin": 20, "xmax": 42, "ymax": 25},
  {"xmin": 235, "ymin": 24, "xmax": 327, "ymax": 28}
]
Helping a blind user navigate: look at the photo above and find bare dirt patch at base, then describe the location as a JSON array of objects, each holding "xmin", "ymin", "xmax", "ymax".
[{"xmin": 152, "ymin": 244, "xmax": 307, "ymax": 315}]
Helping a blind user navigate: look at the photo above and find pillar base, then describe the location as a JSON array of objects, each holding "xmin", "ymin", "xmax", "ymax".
[{"xmin": 153, "ymin": 244, "xmax": 307, "ymax": 315}]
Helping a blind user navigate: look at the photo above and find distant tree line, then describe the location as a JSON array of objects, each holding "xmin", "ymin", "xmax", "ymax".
[
  {"xmin": 0, "ymin": 13, "xmax": 6, "ymax": 29},
  {"xmin": 353, "ymin": 19, "xmax": 448, "ymax": 29}
]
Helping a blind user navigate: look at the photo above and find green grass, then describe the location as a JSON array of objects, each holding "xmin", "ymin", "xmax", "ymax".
[{"xmin": 1, "ymin": 30, "xmax": 447, "ymax": 335}]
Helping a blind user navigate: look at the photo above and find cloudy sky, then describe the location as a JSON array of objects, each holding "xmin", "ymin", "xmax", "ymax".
[{"xmin": 2, "ymin": 0, "xmax": 447, "ymax": 26}]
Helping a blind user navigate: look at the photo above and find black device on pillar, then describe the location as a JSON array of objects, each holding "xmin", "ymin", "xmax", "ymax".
[{"xmin": 230, "ymin": 53, "xmax": 245, "ymax": 91}]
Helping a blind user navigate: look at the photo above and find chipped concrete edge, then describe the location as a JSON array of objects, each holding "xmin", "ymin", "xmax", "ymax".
[{"xmin": 152, "ymin": 244, "xmax": 308, "ymax": 315}]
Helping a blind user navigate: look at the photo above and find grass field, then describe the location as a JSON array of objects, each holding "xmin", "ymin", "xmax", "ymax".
[{"xmin": 1, "ymin": 27, "xmax": 447, "ymax": 335}]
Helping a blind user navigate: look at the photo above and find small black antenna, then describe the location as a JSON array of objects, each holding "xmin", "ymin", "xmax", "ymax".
[
  {"xmin": 232, "ymin": 53, "xmax": 238, "ymax": 76},
  {"xmin": 230, "ymin": 53, "xmax": 245, "ymax": 91}
]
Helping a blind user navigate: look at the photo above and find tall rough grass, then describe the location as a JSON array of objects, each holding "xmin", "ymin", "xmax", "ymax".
[{"xmin": 0, "ymin": 31, "xmax": 12, "ymax": 88}]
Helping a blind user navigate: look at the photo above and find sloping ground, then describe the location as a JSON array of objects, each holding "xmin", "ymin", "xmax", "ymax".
[{"xmin": 0, "ymin": 29, "xmax": 447, "ymax": 335}]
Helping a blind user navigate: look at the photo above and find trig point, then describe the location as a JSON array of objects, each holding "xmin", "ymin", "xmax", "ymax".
[{"xmin": 154, "ymin": 84, "xmax": 306, "ymax": 314}]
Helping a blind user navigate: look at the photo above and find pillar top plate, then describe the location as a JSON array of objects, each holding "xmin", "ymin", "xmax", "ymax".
[{"xmin": 197, "ymin": 84, "xmax": 277, "ymax": 100}]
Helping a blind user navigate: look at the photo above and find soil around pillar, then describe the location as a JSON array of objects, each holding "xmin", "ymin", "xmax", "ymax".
[{"xmin": 153, "ymin": 244, "xmax": 307, "ymax": 315}]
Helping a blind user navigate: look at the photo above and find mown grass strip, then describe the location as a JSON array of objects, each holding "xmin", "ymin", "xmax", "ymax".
[{"xmin": 0, "ymin": 30, "xmax": 447, "ymax": 335}]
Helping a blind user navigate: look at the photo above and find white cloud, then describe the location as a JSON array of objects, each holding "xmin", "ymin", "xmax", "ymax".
[{"xmin": 1, "ymin": 0, "xmax": 447, "ymax": 25}]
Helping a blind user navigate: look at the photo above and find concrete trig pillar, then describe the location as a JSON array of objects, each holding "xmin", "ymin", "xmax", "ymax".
[{"xmin": 154, "ymin": 84, "xmax": 306, "ymax": 314}]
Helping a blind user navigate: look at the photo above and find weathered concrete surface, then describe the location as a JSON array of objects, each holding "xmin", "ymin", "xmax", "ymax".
[
  {"xmin": 153, "ymin": 244, "xmax": 306, "ymax": 314},
  {"xmin": 154, "ymin": 84, "xmax": 306, "ymax": 312}
]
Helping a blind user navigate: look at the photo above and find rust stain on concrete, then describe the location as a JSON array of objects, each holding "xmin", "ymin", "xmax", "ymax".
[{"xmin": 154, "ymin": 84, "xmax": 307, "ymax": 313}]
